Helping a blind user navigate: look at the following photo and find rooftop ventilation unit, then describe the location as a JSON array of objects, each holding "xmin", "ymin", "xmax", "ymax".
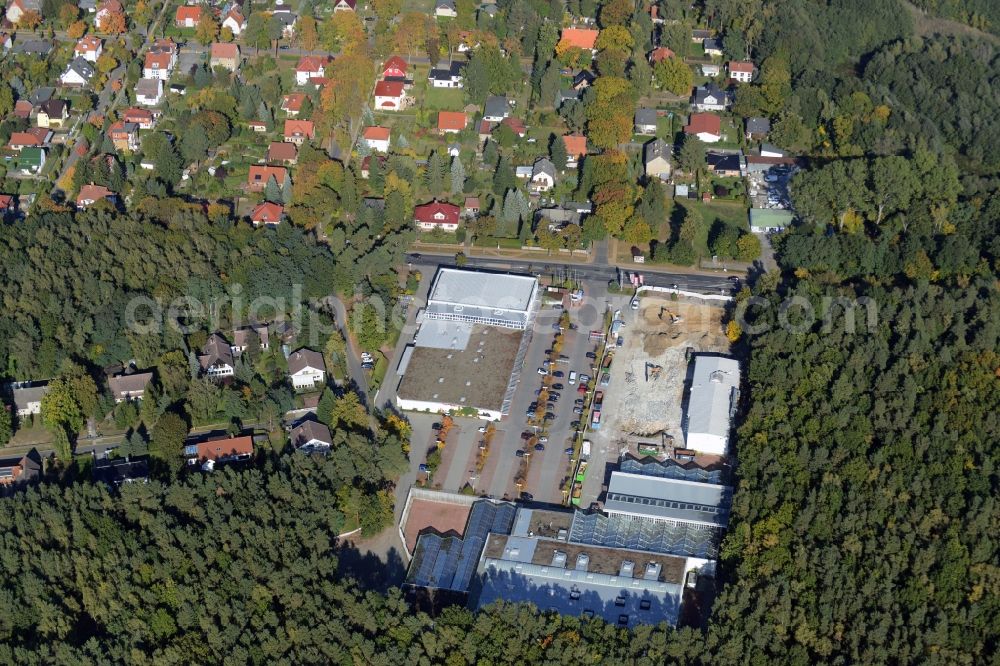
[
  {"xmin": 644, "ymin": 562, "xmax": 661, "ymax": 581},
  {"xmin": 575, "ymin": 553, "xmax": 590, "ymax": 571},
  {"xmin": 619, "ymin": 560, "xmax": 635, "ymax": 577},
  {"xmin": 552, "ymin": 551, "xmax": 567, "ymax": 567}
]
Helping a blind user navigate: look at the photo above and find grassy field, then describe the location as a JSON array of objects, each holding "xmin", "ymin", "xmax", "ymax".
[
  {"xmin": 423, "ymin": 86, "xmax": 465, "ymax": 111},
  {"xmin": 684, "ymin": 199, "xmax": 749, "ymax": 257}
]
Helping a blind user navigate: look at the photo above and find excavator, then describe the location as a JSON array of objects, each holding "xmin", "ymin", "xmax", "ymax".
[{"xmin": 658, "ymin": 307, "xmax": 683, "ymax": 324}]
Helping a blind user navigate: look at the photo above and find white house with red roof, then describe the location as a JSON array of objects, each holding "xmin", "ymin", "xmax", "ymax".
[
  {"xmin": 143, "ymin": 40, "xmax": 178, "ymax": 80},
  {"xmin": 250, "ymin": 201, "xmax": 284, "ymax": 227},
  {"xmin": 382, "ymin": 55, "xmax": 408, "ymax": 81},
  {"xmin": 374, "ymin": 80, "xmax": 406, "ymax": 110},
  {"xmin": 413, "ymin": 200, "xmax": 460, "ymax": 231},
  {"xmin": 75, "ymin": 36, "xmax": 103, "ymax": 62},
  {"xmin": 295, "ymin": 56, "xmax": 327, "ymax": 86},
  {"xmin": 221, "ymin": 7, "xmax": 246, "ymax": 35},
  {"xmin": 728, "ymin": 60, "xmax": 754, "ymax": 83},
  {"xmin": 362, "ymin": 126, "xmax": 390, "ymax": 153}
]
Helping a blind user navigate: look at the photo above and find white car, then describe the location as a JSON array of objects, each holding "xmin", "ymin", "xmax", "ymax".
[
  {"xmin": 537, "ymin": 367, "xmax": 547, "ymax": 375},
  {"xmin": 478, "ymin": 426, "xmax": 487, "ymax": 433}
]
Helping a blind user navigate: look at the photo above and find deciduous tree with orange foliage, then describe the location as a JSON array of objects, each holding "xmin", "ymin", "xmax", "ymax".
[{"xmin": 98, "ymin": 11, "xmax": 126, "ymax": 35}]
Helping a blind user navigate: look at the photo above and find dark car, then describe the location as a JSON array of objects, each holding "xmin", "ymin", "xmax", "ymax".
[
  {"xmin": 728, "ymin": 275, "xmax": 741, "ymax": 282},
  {"xmin": 552, "ymin": 383, "xmax": 564, "ymax": 390},
  {"xmin": 543, "ymin": 413, "xmax": 556, "ymax": 421},
  {"xmin": 521, "ymin": 431, "xmax": 533, "ymax": 440},
  {"xmin": 573, "ymin": 406, "xmax": 584, "ymax": 414},
  {"xmin": 549, "ymin": 392, "xmax": 560, "ymax": 400},
  {"xmin": 564, "ymin": 447, "xmax": 575, "ymax": 455},
  {"xmin": 515, "ymin": 449, "xmax": 525, "ymax": 457},
  {"xmin": 534, "ymin": 443, "xmax": 545, "ymax": 451},
  {"xmin": 546, "ymin": 402, "xmax": 556, "ymax": 410},
  {"xmin": 570, "ymin": 420, "xmax": 581, "ymax": 429},
  {"xmin": 586, "ymin": 352, "xmax": 597, "ymax": 359},
  {"xmin": 431, "ymin": 423, "xmax": 442, "ymax": 430},
  {"xmin": 520, "ymin": 491, "xmax": 534, "ymax": 501},
  {"xmin": 526, "ymin": 411, "xmax": 536, "ymax": 419},
  {"xmin": 553, "ymin": 371, "xmax": 564, "ymax": 378}
]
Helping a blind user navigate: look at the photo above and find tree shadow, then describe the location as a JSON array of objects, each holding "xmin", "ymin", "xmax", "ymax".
[{"xmin": 334, "ymin": 542, "xmax": 408, "ymax": 594}]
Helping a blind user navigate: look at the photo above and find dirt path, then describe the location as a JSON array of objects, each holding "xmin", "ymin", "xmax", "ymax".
[{"xmin": 902, "ymin": 0, "xmax": 1000, "ymax": 44}]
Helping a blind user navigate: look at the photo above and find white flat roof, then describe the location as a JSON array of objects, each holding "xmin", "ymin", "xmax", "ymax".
[
  {"xmin": 428, "ymin": 268, "xmax": 537, "ymax": 313},
  {"xmin": 605, "ymin": 472, "xmax": 732, "ymax": 527},
  {"xmin": 687, "ymin": 355, "xmax": 740, "ymax": 441}
]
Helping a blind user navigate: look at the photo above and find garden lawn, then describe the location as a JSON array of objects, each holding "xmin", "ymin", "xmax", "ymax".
[{"xmin": 424, "ymin": 86, "xmax": 465, "ymax": 111}]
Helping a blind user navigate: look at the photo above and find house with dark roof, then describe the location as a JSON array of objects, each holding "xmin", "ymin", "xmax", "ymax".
[
  {"xmin": 0, "ymin": 449, "xmax": 42, "ymax": 494},
  {"xmin": 287, "ymin": 348, "xmax": 326, "ymax": 390},
  {"xmin": 199, "ymin": 333, "xmax": 235, "ymax": 378},
  {"xmin": 530, "ymin": 157, "xmax": 556, "ymax": 193},
  {"xmin": 429, "ymin": 60, "xmax": 465, "ymax": 88},
  {"xmin": 483, "ymin": 95, "xmax": 510, "ymax": 122},
  {"xmin": 435, "ymin": 0, "xmax": 457, "ymax": 17},
  {"xmin": 289, "ymin": 419, "xmax": 333, "ymax": 452},
  {"xmin": 703, "ymin": 38, "xmax": 723, "ymax": 56},
  {"xmin": 93, "ymin": 454, "xmax": 149, "ymax": 485},
  {"xmin": 634, "ymin": 108, "xmax": 658, "ymax": 135},
  {"xmin": 60, "ymin": 57, "xmax": 95, "ymax": 87},
  {"xmin": 644, "ymin": 139, "xmax": 672, "ymax": 181},
  {"xmin": 693, "ymin": 84, "xmax": 728, "ymax": 112},
  {"xmin": 745, "ymin": 117, "xmax": 770, "ymax": 140},
  {"xmin": 36, "ymin": 99, "xmax": 68, "ymax": 129},
  {"xmin": 706, "ymin": 152, "xmax": 743, "ymax": 177},
  {"xmin": 108, "ymin": 372, "xmax": 153, "ymax": 402}
]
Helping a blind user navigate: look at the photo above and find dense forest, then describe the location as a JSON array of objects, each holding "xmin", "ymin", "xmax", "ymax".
[{"xmin": 0, "ymin": 0, "xmax": 998, "ymax": 662}]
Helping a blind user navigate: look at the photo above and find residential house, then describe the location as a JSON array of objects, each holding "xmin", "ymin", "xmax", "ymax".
[
  {"xmin": 135, "ymin": 78, "xmax": 164, "ymax": 105},
  {"xmin": 693, "ymin": 84, "xmax": 728, "ymax": 111},
  {"xmin": 108, "ymin": 372, "xmax": 153, "ymax": 402},
  {"xmin": 644, "ymin": 139, "xmax": 672, "ymax": 181},
  {"xmin": 16, "ymin": 147, "xmax": 45, "ymax": 174},
  {"xmin": 5, "ymin": 382, "xmax": 47, "ymax": 417},
  {"xmin": 728, "ymin": 60, "xmax": 754, "ymax": 83},
  {"xmin": 701, "ymin": 63, "xmax": 721, "ymax": 77},
  {"xmin": 360, "ymin": 155, "xmax": 386, "ymax": 179},
  {"xmin": 267, "ymin": 141, "xmax": 298, "ymax": 164},
  {"xmin": 250, "ymin": 201, "xmax": 284, "ymax": 227},
  {"xmin": 382, "ymin": 55, "xmax": 408, "ymax": 82},
  {"xmin": 12, "ymin": 39, "xmax": 52, "ymax": 56},
  {"xmin": 143, "ymin": 40, "xmax": 178, "ymax": 80},
  {"xmin": 247, "ymin": 120, "xmax": 267, "ymax": 132},
  {"xmin": 374, "ymin": 80, "xmax": 406, "ymax": 110},
  {"xmin": 760, "ymin": 143, "xmax": 785, "ymax": 158},
  {"xmin": 362, "ymin": 126, "xmax": 390, "ymax": 153},
  {"xmin": 184, "ymin": 435, "xmax": 254, "ymax": 469},
  {"xmin": 175, "ymin": 4, "xmax": 201, "ymax": 27},
  {"xmin": 0, "ymin": 449, "xmax": 42, "ymax": 493},
  {"xmin": 78, "ymin": 0, "xmax": 94, "ymax": 11},
  {"xmin": 536, "ymin": 206, "xmax": 583, "ymax": 232},
  {"xmin": 530, "ymin": 158, "xmax": 556, "ymax": 193},
  {"xmin": 295, "ymin": 56, "xmax": 327, "ymax": 85},
  {"xmin": 289, "ymin": 420, "xmax": 333, "ymax": 453},
  {"xmin": 571, "ymin": 69, "xmax": 595, "ymax": 91},
  {"xmin": 7, "ymin": 132, "xmax": 39, "ymax": 151},
  {"xmin": 0, "ymin": 33, "xmax": 11, "ymax": 51},
  {"xmin": 483, "ymin": 95, "xmax": 510, "ymax": 122},
  {"xmin": 271, "ymin": 8, "xmax": 297, "ymax": 37},
  {"xmin": 281, "ymin": 92, "xmax": 307, "ymax": 116},
  {"xmin": 247, "ymin": 165, "xmax": 289, "ymax": 192},
  {"xmin": 703, "ymin": 38, "xmax": 723, "ymax": 57},
  {"xmin": 563, "ymin": 134, "xmax": 587, "ymax": 168},
  {"xmin": 414, "ymin": 200, "xmax": 460, "ymax": 231},
  {"xmin": 210, "ymin": 42, "xmax": 240, "ymax": 71},
  {"xmin": 92, "ymin": 454, "xmax": 149, "ymax": 485},
  {"xmin": 558, "ymin": 27, "xmax": 599, "ymax": 53},
  {"xmin": 332, "ymin": 0, "xmax": 355, "ymax": 11},
  {"xmin": 122, "ymin": 107, "xmax": 156, "ymax": 129},
  {"xmin": 36, "ymin": 100, "xmax": 68, "ymax": 129},
  {"xmin": 557, "ymin": 88, "xmax": 580, "ymax": 106},
  {"xmin": 287, "ymin": 348, "xmax": 326, "ymax": 390},
  {"xmin": 706, "ymin": 152, "xmax": 742, "ymax": 177},
  {"xmin": 60, "ymin": 57, "xmax": 95, "ymax": 87},
  {"xmin": 76, "ymin": 183, "xmax": 115, "ymax": 207},
  {"xmin": 0, "ymin": 194, "xmax": 16, "ymax": 218},
  {"xmin": 434, "ymin": 0, "xmax": 457, "ymax": 17},
  {"xmin": 231, "ymin": 325, "xmax": 270, "ymax": 353},
  {"xmin": 95, "ymin": 0, "xmax": 123, "ymax": 25},
  {"xmin": 515, "ymin": 165, "xmax": 533, "ymax": 179},
  {"xmin": 463, "ymin": 196, "xmax": 480, "ymax": 217},
  {"xmin": 648, "ymin": 46, "xmax": 675, "ymax": 64},
  {"xmin": 13, "ymin": 99, "xmax": 33, "ymax": 119},
  {"xmin": 74, "ymin": 35, "xmax": 103, "ymax": 62},
  {"xmin": 745, "ymin": 117, "xmax": 770, "ymax": 140},
  {"xmin": 5, "ymin": 0, "xmax": 38, "ymax": 24},
  {"xmin": 500, "ymin": 116, "xmax": 527, "ymax": 138},
  {"xmin": 283, "ymin": 119, "xmax": 315, "ymax": 146},
  {"xmin": 199, "ymin": 333, "xmax": 236, "ymax": 378},
  {"xmin": 437, "ymin": 111, "xmax": 466, "ymax": 134},
  {"xmin": 634, "ymin": 108, "xmax": 658, "ymax": 135},
  {"xmin": 221, "ymin": 7, "xmax": 246, "ymax": 35},
  {"xmin": 108, "ymin": 121, "xmax": 139, "ymax": 152},
  {"xmin": 691, "ymin": 29, "xmax": 712, "ymax": 43},
  {"xmin": 684, "ymin": 113, "xmax": 722, "ymax": 143},
  {"xmin": 429, "ymin": 60, "xmax": 465, "ymax": 88}
]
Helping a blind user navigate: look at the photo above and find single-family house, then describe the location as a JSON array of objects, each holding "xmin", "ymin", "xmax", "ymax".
[
  {"xmin": 374, "ymin": 80, "xmax": 406, "ymax": 110},
  {"xmin": 515, "ymin": 165, "xmax": 533, "ymax": 179},
  {"xmin": 434, "ymin": 0, "xmax": 457, "ymax": 17},
  {"xmin": 483, "ymin": 95, "xmax": 510, "ymax": 122},
  {"xmin": 728, "ymin": 60, "xmax": 754, "ymax": 83},
  {"xmin": 13, "ymin": 99, "xmax": 33, "ymax": 119},
  {"xmin": 703, "ymin": 38, "xmax": 723, "ymax": 57},
  {"xmin": 271, "ymin": 8, "xmax": 297, "ymax": 37},
  {"xmin": 143, "ymin": 40, "xmax": 178, "ymax": 80},
  {"xmin": 463, "ymin": 196, "xmax": 480, "ymax": 217},
  {"xmin": 267, "ymin": 141, "xmax": 298, "ymax": 165},
  {"xmin": 648, "ymin": 46, "xmax": 675, "ymax": 64},
  {"xmin": 60, "ymin": 57, "xmax": 95, "ymax": 87},
  {"xmin": 210, "ymin": 42, "xmax": 240, "ymax": 71},
  {"xmin": 414, "ymin": 200, "xmax": 460, "ymax": 231},
  {"xmin": 333, "ymin": 0, "xmax": 356, "ymax": 11},
  {"xmin": 745, "ymin": 117, "xmax": 770, "ymax": 140},
  {"xmin": 8, "ymin": 131, "xmax": 44, "ymax": 151},
  {"xmin": 360, "ymin": 155, "xmax": 386, "ymax": 179},
  {"xmin": 362, "ymin": 125, "xmax": 390, "ymax": 153},
  {"xmin": 382, "ymin": 55, "xmax": 408, "ymax": 81},
  {"xmin": 283, "ymin": 119, "xmax": 314, "ymax": 145},
  {"xmin": 122, "ymin": 107, "xmax": 156, "ymax": 129},
  {"xmin": 701, "ymin": 63, "xmax": 721, "ymax": 77},
  {"xmin": 437, "ymin": 111, "xmax": 466, "ymax": 134},
  {"xmin": 247, "ymin": 120, "xmax": 267, "ymax": 132},
  {"xmin": 36, "ymin": 99, "xmax": 68, "ymax": 129},
  {"xmin": 175, "ymin": 4, "xmax": 201, "ymax": 27},
  {"xmin": 221, "ymin": 7, "xmax": 246, "ymax": 35},
  {"xmin": 558, "ymin": 27, "xmax": 599, "ymax": 53},
  {"xmin": 499, "ymin": 116, "xmax": 527, "ymax": 138},
  {"xmin": 15, "ymin": 147, "xmax": 45, "ymax": 174},
  {"xmin": 248, "ymin": 165, "xmax": 289, "ymax": 192},
  {"xmin": 78, "ymin": 0, "xmax": 94, "ymax": 11},
  {"xmin": 287, "ymin": 348, "xmax": 326, "ymax": 390},
  {"xmin": 108, "ymin": 372, "xmax": 153, "ymax": 402},
  {"xmin": 5, "ymin": 0, "xmax": 38, "ymax": 24},
  {"xmin": 281, "ymin": 92, "xmax": 307, "ymax": 116},
  {"xmin": 536, "ymin": 206, "xmax": 583, "ymax": 231},
  {"xmin": 634, "ymin": 107, "xmax": 658, "ymax": 135},
  {"xmin": 74, "ymin": 35, "xmax": 103, "ymax": 62},
  {"xmin": 135, "ymin": 78, "xmax": 164, "ymax": 105},
  {"xmin": 0, "ymin": 448, "xmax": 42, "ymax": 491},
  {"xmin": 13, "ymin": 39, "xmax": 52, "ymax": 56},
  {"xmin": 644, "ymin": 138, "xmax": 672, "ymax": 181},
  {"xmin": 5, "ymin": 382, "xmax": 47, "ymax": 418},
  {"xmin": 295, "ymin": 56, "xmax": 327, "ymax": 85},
  {"xmin": 684, "ymin": 113, "xmax": 722, "ymax": 143},
  {"xmin": 231, "ymin": 325, "xmax": 270, "ymax": 354},
  {"xmin": 185, "ymin": 435, "xmax": 253, "ymax": 469},
  {"xmin": 760, "ymin": 143, "xmax": 785, "ymax": 158},
  {"xmin": 691, "ymin": 29, "xmax": 712, "ymax": 43},
  {"xmin": 108, "ymin": 121, "xmax": 139, "ymax": 152},
  {"xmin": 76, "ymin": 183, "xmax": 115, "ymax": 207},
  {"xmin": 693, "ymin": 84, "xmax": 728, "ymax": 111},
  {"xmin": 0, "ymin": 194, "xmax": 15, "ymax": 218},
  {"xmin": 706, "ymin": 152, "xmax": 742, "ymax": 177},
  {"xmin": 530, "ymin": 157, "xmax": 556, "ymax": 193},
  {"xmin": 289, "ymin": 420, "xmax": 333, "ymax": 452},
  {"xmin": 563, "ymin": 134, "xmax": 587, "ymax": 168},
  {"xmin": 95, "ymin": 0, "xmax": 123, "ymax": 25},
  {"xmin": 250, "ymin": 201, "xmax": 284, "ymax": 227},
  {"xmin": 429, "ymin": 60, "xmax": 465, "ymax": 88},
  {"xmin": 0, "ymin": 33, "xmax": 11, "ymax": 51},
  {"xmin": 92, "ymin": 454, "xmax": 149, "ymax": 485},
  {"xmin": 199, "ymin": 333, "xmax": 236, "ymax": 378},
  {"xmin": 558, "ymin": 88, "xmax": 579, "ymax": 106},
  {"xmin": 571, "ymin": 69, "xmax": 595, "ymax": 91}
]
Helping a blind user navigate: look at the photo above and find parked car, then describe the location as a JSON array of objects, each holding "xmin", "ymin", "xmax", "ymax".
[
  {"xmin": 538, "ymin": 437, "xmax": 548, "ymax": 443},
  {"xmin": 564, "ymin": 447, "xmax": 575, "ymax": 455},
  {"xmin": 515, "ymin": 449, "xmax": 525, "ymax": 457},
  {"xmin": 573, "ymin": 407, "xmax": 584, "ymax": 415},
  {"xmin": 418, "ymin": 464, "xmax": 429, "ymax": 472},
  {"xmin": 549, "ymin": 392, "xmax": 560, "ymax": 400},
  {"xmin": 580, "ymin": 374, "xmax": 591, "ymax": 383},
  {"xmin": 586, "ymin": 352, "xmax": 597, "ymax": 359},
  {"xmin": 574, "ymin": 399, "xmax": 585, "ymax": 406},
  {"xmin": 570, "ymin": 420, "xmax": 581, "ymax": 429},
  {"xmin": 520, "ymin": 491, "xmax": 534, "ymax": 501},
  {"xmin": 553, "ymin": 371, "xmax": 564, "ymax": 378},
  {"xmin": 552, "ymin": 383, "xmax": 564, "ymax": 390},
  {"xmin": 534, "ymin": 443, "xmax": 545, "ymax": 451},
  {"xmin": 537, "ymin": 367, "xmax": 547, "ymax": 375},
  {"xmin": 616, "ymin": 336, "xmax": 624, "ymax": 347},
  {"xmin": 521, "ymin": 431, "xmax": 533, "ymax": 440},
  {"xmin": 478, "ymin": 426, "xmax": 487, "ymax": 433}
]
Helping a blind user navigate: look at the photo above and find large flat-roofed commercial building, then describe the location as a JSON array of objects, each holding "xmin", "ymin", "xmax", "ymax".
[
  {"xmin": 684, "ymin": 355, "xmax": 740, "ymax": 455},
  {"xmin": 604, "ymin": 471, "xmax": 732, "ymax": 529},
  {"xmin": 424, "ymin": 267, "xmax": 539, "ymax": 330}
]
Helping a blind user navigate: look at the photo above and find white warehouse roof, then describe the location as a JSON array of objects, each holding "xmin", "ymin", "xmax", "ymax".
[
  {"xmin": 425, "ymin": 268, "xmax": 538, "ymax": 329},
  {"xmin": 604, "ymin": 472, "xmax": 732, "ymax": 528},
  {"xmin": 685, "ymin": 355, "xmax": 740, "ymax": 455}
]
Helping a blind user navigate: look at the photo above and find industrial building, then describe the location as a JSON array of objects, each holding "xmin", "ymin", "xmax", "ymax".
[
  {"xmin": 684, "ymin": 355, "xmax": 740, "ymax": 455},
  {"xmin": 394, "ymin": 268, "xmax": 538, "ymax": 419},
  {"xmin": 603, "ymin": 472, "xmax": 732, "ymax": 529}
]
